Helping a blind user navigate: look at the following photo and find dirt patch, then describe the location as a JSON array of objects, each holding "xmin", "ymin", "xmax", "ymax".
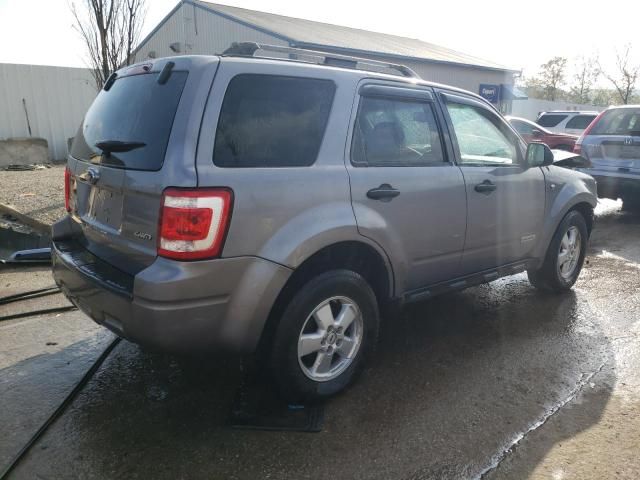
[{"xmin": 0, "ymin": 165, "xmax": 66, "ymax": 226}]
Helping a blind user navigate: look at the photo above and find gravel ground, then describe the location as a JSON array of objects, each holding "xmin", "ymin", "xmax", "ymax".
[{"xmin": 0, "ymin": 165, "xmax": 66, "ymax": 226}]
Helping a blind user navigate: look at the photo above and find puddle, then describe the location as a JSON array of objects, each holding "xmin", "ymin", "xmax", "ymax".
[{"xmin": 597, "ymin": 249, "xmax": 640, "ymax": 269}]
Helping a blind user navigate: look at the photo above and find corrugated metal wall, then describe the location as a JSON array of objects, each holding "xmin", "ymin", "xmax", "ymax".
[
  {"xmin": 0, "ymin": 63, "xmax": 97, "ymax": 161},
  {"xmin": 135, "ymin": 3, "xmax": 288, "ymax": 61}
]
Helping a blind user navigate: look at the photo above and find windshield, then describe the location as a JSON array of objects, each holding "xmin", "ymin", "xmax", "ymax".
[
  {"xmin": 537, "ymin": 114, "xmax": 568, "ymax": 127},
  {"xmin": 590, "ymin": 108, "xmax": 640, "ymax": 136},
  {"xmin": 70, "ymin": 71, "xmax": 188, "ymax": 170}
]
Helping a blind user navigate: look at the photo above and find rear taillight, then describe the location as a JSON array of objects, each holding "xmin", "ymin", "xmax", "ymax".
[
  {"xmin": 64, "ymin": 167, "xmax": 71, "ymax": 212},
  {"xmin": 574, "ymin": 110, "xmax": 607, "ymax": 154},
  {"xmin": 158, "ymin": 188, "xmax": 233, "ymax": 260}
]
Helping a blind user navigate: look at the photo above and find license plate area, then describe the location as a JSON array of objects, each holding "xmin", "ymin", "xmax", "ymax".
[
  {"xmin": 619, "ymin": 145, "xmax": 640, "ymax": 159},
  {"xmin": 86, "ymin": 186, "xmax": 123, "ymax": 229}
]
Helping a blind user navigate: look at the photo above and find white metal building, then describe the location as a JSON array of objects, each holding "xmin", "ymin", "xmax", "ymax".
[
  {"xmin": 135, "ymin": 1, "xmax": 519, "ymax": 104},
  {"xmin": 0, "ymin": 64, "xmax": 97, "ymax": 161},
  {"xmin": 0, "ymin": 2, "xmax": 520, "ymax": 162}
]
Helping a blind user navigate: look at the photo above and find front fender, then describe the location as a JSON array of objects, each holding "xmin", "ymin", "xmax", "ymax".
[{"xmin": 533, "ymin": 166, "xmax": 597, "ymax": 262}]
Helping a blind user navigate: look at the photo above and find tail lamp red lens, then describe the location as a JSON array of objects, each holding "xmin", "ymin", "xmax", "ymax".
[
  {"xmin": 574, "ymin": 110, "xmax": 607, "ymax": 155},
  {"xmin": 158, "ymin": 188, "xmax": 233, "ymax": 260},
  {"xmin": 64, "ymin": 167, "xmax": 72, "ymax": 212}
]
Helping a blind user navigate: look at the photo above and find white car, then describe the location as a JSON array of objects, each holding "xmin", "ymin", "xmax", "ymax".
[{"xmin": 536, "ymin": 111, "xmax": 600, "ymax": 135}]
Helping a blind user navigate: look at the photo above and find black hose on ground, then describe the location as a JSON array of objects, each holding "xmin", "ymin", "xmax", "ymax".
[
  {"xmin": 0, "ymin": 336, "xmax": 122, "ymax": 480},
  {"xmin": 0, "ymin": 306, "xmax": 78, "ymax": 323},
  {"xmin": 0, "ymin": 286, "xmax": 60, "ymax": 306},
  {"xmin": 0, "ymin": 286, "xmax": 77, "ymax": 322}
]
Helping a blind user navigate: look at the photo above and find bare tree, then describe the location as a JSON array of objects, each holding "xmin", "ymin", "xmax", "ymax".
[
  {"xmin": 601, "ymin": 45, "xmax": 640, "ymax": 105},
  {"xmin": 71, "ymin": 0, "xmax": 147, "ymax": 89},
  {"xmin": 539, "ymin": 57, "xmax": 568, "ymax": 101},
  {"xmin": 569, "ymin": 56, "xmax": 599, "ymax": 104}
]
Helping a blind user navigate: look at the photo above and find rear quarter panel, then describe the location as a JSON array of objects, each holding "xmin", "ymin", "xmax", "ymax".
[{"xmin": 195, "ymin": 59, "xmax": 378, "ymax": 270}]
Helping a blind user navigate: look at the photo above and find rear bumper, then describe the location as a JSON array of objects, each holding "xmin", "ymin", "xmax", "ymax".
[
  {"xmin": 52, "ymin": 239, "xmax": 291, "ymax": 353},
  {"xmin": 579, "ymin": 168, "xmax": 640, "ymax": 199}
]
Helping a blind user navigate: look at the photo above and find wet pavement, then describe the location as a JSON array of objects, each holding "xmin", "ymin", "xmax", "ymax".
[{"xmin": 1, "ymin": 200, "xmax": 638, "ymax": 479}]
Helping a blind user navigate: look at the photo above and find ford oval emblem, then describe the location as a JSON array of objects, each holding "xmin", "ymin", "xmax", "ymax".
[{"xmin": 87, "ymin": 167, "xmax": 100, "ymax": 185}]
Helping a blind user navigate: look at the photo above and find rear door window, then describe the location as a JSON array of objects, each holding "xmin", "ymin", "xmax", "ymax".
[
  {"xmin": 537, "ymin": 114, "xmax": 568, "ymax": 127},
  {"xmin": 565, "ymin": 115, "xmax": 597, "ymax": 130},
  {"xmin": 213, "ymin": 75, "xmax": 336, "ymax": 167},
  {"xmin": 351, "ymin": 97, "xmax": 445, "ymax": 166},
  {"xmin": 71, "ymin": 71, "xmax": 188, "ymax": 171}
]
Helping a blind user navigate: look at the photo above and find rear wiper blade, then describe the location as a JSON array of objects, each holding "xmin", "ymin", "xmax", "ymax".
[{"xmin": 95, "ymin": 140, "xmax": 146, "ymax": 154}]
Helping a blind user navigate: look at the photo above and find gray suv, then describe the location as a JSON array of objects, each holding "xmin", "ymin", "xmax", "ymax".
[
  {"xmin": 52, "ymin": 43, "xmax": 597, "ymax": 401},
  {"xmin": 574, "ymin": 105, "xmax": 640, "ymax": 210}
]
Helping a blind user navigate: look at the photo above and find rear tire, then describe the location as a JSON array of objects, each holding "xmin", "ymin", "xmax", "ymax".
[
  {"xmin": 269, "ymin": 270, "xmax": 379, "ymax": 403},
  {"xmin": 527, "ymin": 210, "xmax": 588, "ymax": 292}
]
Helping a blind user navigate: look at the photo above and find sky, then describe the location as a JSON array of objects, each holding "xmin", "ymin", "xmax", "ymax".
[{"xmin": 0, "ymin": 0, "xmax": 637, "ymax": 84}]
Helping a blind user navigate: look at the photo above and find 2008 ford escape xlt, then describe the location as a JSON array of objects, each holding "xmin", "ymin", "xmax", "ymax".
[{"xmin": 52, "ymin": 43, "xmax": 597, "ymax": 401}]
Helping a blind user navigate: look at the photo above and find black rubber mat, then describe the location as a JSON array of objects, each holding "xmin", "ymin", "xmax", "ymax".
[{"xmin": 229, "ymin": 369, "xmax": 324, "ymax": 433}]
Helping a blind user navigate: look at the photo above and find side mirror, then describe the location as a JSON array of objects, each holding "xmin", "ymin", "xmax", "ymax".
[
  {"xmin": 531, "ymin": 129, "xmax": 543, "ymax": 138},
  {"xmin": 526, "ymin": 142, "xmax": 554, "ymax": 167}
]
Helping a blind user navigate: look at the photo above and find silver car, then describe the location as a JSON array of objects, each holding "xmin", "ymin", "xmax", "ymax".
[
  {"xmin": 574, "ymin": 105, "xmax": 640, "ymax": 211},
  {"xmin": 52, "ymin": 43, "xmax": 597, "ymax": 401}
]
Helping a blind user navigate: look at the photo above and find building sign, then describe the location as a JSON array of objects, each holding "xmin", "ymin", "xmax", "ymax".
[{"xmin": 479, "ymin": 84, "xmax": 500, "ymax": 103}]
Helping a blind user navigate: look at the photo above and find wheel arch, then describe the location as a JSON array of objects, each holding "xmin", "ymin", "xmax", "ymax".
[
  {"xmin": 257, "ymin": 240, "xmax": 395, "ymax": 353},
  {"xmin": 533, "ymin": 192, "xmax": 596, "ymax": 265},
  {"xmin": 570, "ymin": 201, "xmax": 595, "ymax": 236}
]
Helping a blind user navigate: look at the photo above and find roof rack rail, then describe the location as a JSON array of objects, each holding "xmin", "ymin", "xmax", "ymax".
[{"xmin": 222, "ymin": 42, "xmax": 419, "ymax": 79}]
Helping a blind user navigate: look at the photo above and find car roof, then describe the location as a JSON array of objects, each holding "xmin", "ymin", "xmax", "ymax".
[
  {"xmin": 539, "ymin": 110, "xmax": 599, "ymax": 115},
  {"xmin": 118, "ymin": 52, "xmax": 499, "ymax": 114},
  {"xmin": 604, "ymin": 105, "xmax": 640, "ymax": 110},
  {"xmin": 506, "ymin": 115, "xmax": 534, "ymax": 123}
]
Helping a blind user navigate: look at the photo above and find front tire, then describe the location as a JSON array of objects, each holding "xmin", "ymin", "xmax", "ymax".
[
  {"xmin": 527, "ymin": 210, "xmax": 588, "ymax": 292},
  {"xmin": 269, "ymin": 270, "xmax": 379, "ymax": 403}
]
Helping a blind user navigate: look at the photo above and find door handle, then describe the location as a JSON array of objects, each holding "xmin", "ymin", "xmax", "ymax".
[
  {"xmin": 474, "ymin": 180, "xmax": 497, "ymax": 194},
  {"xmin": 367, "ymin": 184, "xmax": 400, "ymax": 201}
]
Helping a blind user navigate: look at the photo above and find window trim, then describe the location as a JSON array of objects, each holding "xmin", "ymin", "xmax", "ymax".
[
  {"xmin": 358, "ymin": 84, "xmax": 434, "ymax": 102},
  {"xmin": 349, "ymin": 85, "xmax": 449, "ymax": 168},
  {"xmin": 212, "ymin": 73, "xmax": 337, "ymax": 168},
  {"xmin": 440, "ymin": 92, "xmax": 525, "ymax": 168}
]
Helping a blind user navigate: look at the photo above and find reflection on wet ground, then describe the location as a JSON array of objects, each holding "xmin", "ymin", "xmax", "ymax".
[{"xmin": 1, "ymin": 199, "xmax": 638, "ymax": 479}]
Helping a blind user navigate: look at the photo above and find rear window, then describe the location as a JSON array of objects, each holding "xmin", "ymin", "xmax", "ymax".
[
  {"xmin": 565, "ymin": 114, "xmax": 597, "ymax": 130},
  {"xmin": 351, "ymin": 97, "xmax": 445, "ymax": 166},
  {"xmin": 71, "ymin": 71, "xmax": 188, "ymax": 171},
  {"xmin": 590, "ymin": 109, "xmax": 640, "ymax": 136},
  {"xmin": 537, "ymin": 114, "xmax": 568, "ymax": 127},
  {"xmin": 213, "ymin": 75, "xmax": 335, "ymax": 168}
]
